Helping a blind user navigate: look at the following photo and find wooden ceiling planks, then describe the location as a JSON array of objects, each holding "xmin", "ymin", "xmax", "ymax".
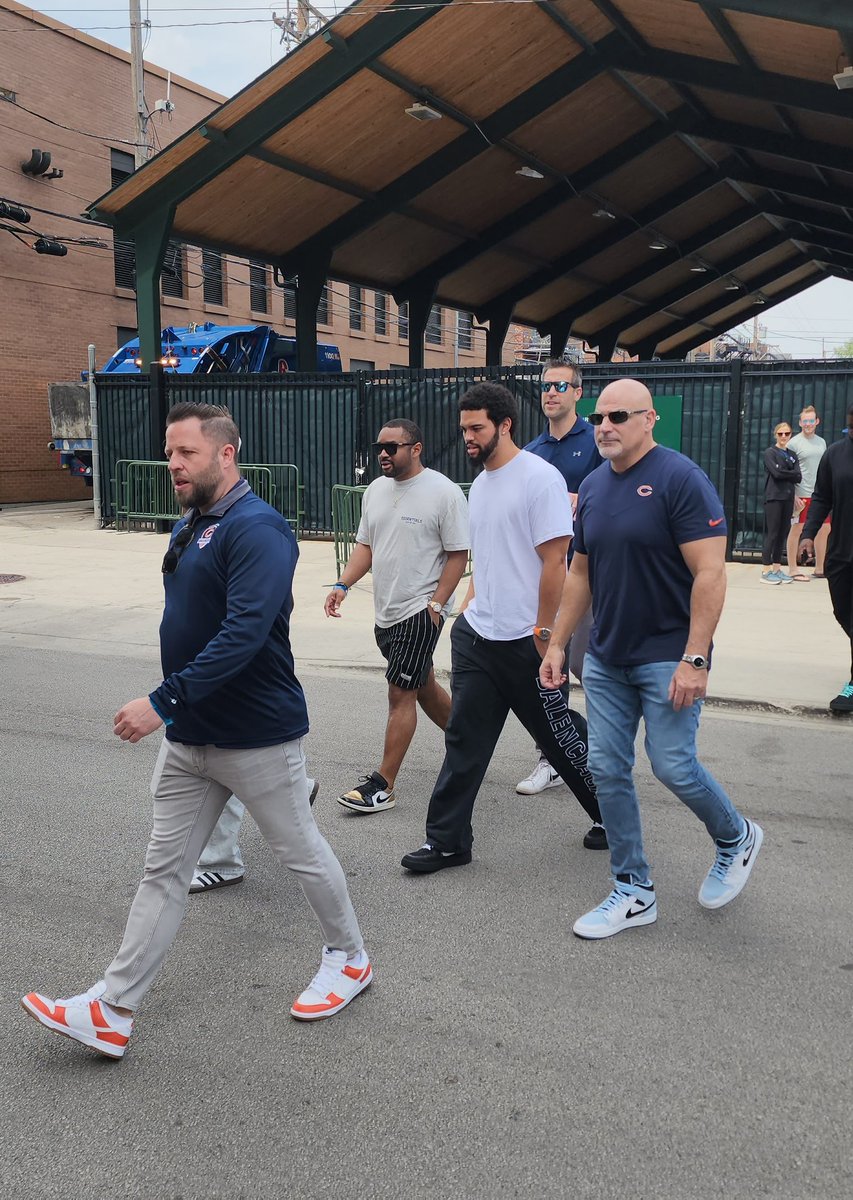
[
  {"xmin": 614, "ymin": 0, "xmax": 735, "ymax": 61},
  {"xmin": 725, "ymin": 10, "xmax": 843, "ymax": 82},
  {"xmin": 331, "ymin": 215, "xmax": 462, "ymax": 286}
]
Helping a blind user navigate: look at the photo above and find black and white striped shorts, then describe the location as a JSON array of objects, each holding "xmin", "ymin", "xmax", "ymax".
[{"xmin": 374, "ymin": 607, "xmax": 445, "ymax": 690}]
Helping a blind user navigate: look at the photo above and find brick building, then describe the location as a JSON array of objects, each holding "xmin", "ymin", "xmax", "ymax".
[{"xmin": 0, "ymin": 0, "xmax": 487, "ymax": 504}]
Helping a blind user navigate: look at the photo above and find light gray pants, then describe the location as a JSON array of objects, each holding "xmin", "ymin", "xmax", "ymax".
[
  {"xmin": 198, "ymin": 794, "xmax": 246, "ymax": 878},
  {"xmin": 102, "ymin": 737, "xmax": 363, "ymax": 1011}
]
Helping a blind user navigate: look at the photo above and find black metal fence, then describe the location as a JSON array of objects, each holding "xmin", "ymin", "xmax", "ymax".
[{"xmin": 94, "ymin": 360, "xmax": 853, "ymax": 557}]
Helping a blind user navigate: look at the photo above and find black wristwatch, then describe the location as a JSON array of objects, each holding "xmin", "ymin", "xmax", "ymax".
[{"xmin": 681, "ymin": 653, "xmax": 708, "ymax": 670}]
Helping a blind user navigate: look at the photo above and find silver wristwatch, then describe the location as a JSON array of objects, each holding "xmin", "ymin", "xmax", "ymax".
[
  {"xmin": 681, "ymin": 653, "xmax": 708, "ymax": 670},
  {"xmin": 428, "ymin": 600, "xmax": 443, "ymax": 614}
]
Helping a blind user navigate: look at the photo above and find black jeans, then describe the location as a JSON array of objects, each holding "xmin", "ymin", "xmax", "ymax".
[
  {"xmin": 826, "ymin": 558, "xmax": 853, "ymax": 678},
  {"xmin": 763, "ymin": 497, "xmax": 794, "ymax": 566},
  {"xmin": 425, "ymin": 615, "xmax": 601, "ymax": 853}
]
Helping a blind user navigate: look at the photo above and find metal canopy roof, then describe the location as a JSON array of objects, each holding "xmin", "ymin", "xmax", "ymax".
[{"xmin": 90, "ymin": 0, "xmax": 853, "ymax": 362}]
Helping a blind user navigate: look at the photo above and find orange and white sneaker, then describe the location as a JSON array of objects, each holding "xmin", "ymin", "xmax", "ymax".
[
  {"xmin": 290, "ymin": 947, "xmax": 372, "ymax": 1021},
  {"xmin": 21, "ymin": 981, "xmax": 133, "ymax": 1059}
]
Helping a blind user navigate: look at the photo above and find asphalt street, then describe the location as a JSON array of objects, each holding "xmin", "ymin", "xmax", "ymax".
[{"xmin": 1, "ymin": 644, "xmax": 851, "ymax": 1200}]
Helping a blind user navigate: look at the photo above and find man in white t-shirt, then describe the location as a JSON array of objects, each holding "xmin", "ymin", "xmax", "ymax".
[
  {"xmin": 325, "ymin": 419, "xmax": 469, "ymax": 813},
  {"xmin": 786, "ymin": 405, "xmax": 830, "ymax": 579},
  {"xmin": 401, "ymin": 383, "xmax": 604, "ymax": 874}
]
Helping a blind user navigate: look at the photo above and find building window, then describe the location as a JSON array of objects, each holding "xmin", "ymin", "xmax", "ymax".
[
  {"xmin": 116, "ymin": 326, "xmax": 137, "ymax": 349},
  {"xmin": 457, "ymin": 310, "xmax": 473, "ymax": 351},
  {"xmin": 350, "ymin": 358, "xmax": 375, "ymax": 372},
  {"xmin": 426, "ymin": 305, "xmax": 443, "ymax": 346},
  {"xmin": 349, "ymin": 285, "xmax": 364, "ymax": 331},
  {"xmin": 374, "ymin": 291, "xmax": 388, "ymax": 336},
  {"xmin": 202, "ymin": 249, "xmax": 224, "ymax": 306},
  {"xmin": 398, "ymin": 301, "xmax": 409, "ymax": 341},
  {"xmin": 317, "ymin": 283, "xmax": 330, "ymax": 325},
  {"xmin": 250, "ymin": 261, "xmax": 269, "ymax": 313},
  {"xmin": 283, "ymin": 282, "xmax": 297, "ymax": 322},
  {"xmin": 161, "ymin": 240, "xmax": 185, "ymax": 299},
  {"xmin": 110, "ymin": 149, "xmax": 136, "ymax": 290}
]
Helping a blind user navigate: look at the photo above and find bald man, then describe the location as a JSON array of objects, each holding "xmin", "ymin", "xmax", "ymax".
[{"xmin": 540, "ymin": 379, "xmax": 763, "ymax": 940}]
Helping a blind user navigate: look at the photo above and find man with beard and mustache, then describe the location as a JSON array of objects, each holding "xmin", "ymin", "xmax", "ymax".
[
  {"xmin": 401, "ymin": 383, "xmax": 602, "ymax": 874},
  {"xmin": 325, "ymin": 418, "xmax": 469, "ymax": 813},
  {"xmin": 22, "ymin": 403, "xmax": 371, "ymax": 1057}
]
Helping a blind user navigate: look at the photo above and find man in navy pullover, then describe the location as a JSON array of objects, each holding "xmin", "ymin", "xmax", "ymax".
[{"xmin": 22, "ymin": 403, "xmax": 371, "ymax": 1059}]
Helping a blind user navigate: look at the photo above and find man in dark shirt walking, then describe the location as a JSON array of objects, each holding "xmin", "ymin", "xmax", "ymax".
[
  {"xmin": 799, "ymin": 400, "xmax": 853, "ymax": 713},
  {"xmin": 22, "ymin": 403, "xmax": 370, "ymax": 1058}
]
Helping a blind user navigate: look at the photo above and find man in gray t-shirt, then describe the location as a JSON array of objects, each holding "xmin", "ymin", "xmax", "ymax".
[
  {"xmin": 325, "ymin": 418, "xmax": 469, "ymax": 813},
  {"xmin": 786, "ymin": 406, "xmax": 830, "ymax": 579}
]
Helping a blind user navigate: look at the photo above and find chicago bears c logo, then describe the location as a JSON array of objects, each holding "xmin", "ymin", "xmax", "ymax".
[{"xmin": 637, "ymin": 485, "xmax": 653, "ymax": 497}]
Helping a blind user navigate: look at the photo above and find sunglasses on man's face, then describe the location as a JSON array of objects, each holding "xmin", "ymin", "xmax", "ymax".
[
  {"xmin": 162, "ymin": 522, "xmax": 195, "ymax": 574},
  {"xmin": 542, "ymin": 380, "xmax": 579, "ymax": 393},
  {"xmin": 777, "ymin": 431, "xmax": 792, "ymax": 437},
  {"xmin": 372, "ymin": 441, "xmax": 416, "ymax": 456},
  {"xmin": 588, "ymin": 408, "xmax": 650, "ymax": 426}
]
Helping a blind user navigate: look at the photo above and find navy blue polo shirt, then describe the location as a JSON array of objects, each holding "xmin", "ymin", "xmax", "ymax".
[
  {"xmin": 149, "ymin": 483, "xmax": 308, "ymax": 748},
  {"xmin": 524, "ymin": 417, "xmax": 603, "ymax": 493},
  {"xmin": 574, "ymin": 446, "xmax": 726, "ymax": 666}
]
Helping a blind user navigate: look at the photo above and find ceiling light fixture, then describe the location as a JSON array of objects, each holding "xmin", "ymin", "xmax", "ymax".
[
  {"xmin": 592, "ymin": 207, "xmax": 617, "ymax": 220},
  {"xmin": 516, "ymin": 165, "xmax": 544, "ymax": 179},
  {"xmin": 754, "ymin": 294, "xmax": 766, "ymax": 305},
  {"xmin": 724, "ymin": 280, "xmax": 741, "ymax": 291},
  {"xmin": 689, "ymin": 263, "xmax": 708, "ymax": 272},
  {"xmin": 405, "ymin": 102, "xmax": 443, "ymax": 122},
  {"xmin": 648, "ymin": 239, "xmax": 668, "ymax": 250}
]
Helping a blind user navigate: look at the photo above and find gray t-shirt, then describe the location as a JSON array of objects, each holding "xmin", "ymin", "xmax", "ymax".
[
  {"xmin": 788, "ymin": 432, "xmax": 827, "ymax": 497},
  {"xmin": 356, "ymin": 468, "xmax": 469, "ymax": 628}
]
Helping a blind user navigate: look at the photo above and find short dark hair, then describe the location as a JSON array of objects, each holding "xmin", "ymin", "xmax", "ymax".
[
  {"xmin": 459, "ymin": 382, "xmax": 518, "ymax": 434},
  {"xmin": 542, "ymin": 358, "xmax": 582, "ymax": 387},
  {"xmin": 380, "ymin": 417, "xmax": 423, "ymax": 446},
  {"xmin": 166, "ymin": 402, "xmax": 240, "ymax": 452}
]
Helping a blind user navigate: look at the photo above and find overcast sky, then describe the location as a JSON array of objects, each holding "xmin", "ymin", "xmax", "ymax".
[{"xmin": 22, "ymin": 2, "xmax": 853, "ymax": 359}]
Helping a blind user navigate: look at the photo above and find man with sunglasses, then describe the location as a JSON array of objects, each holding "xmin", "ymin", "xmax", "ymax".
[
  {"xmin": 799, "ymin": 400, "xmax": 853, "ymax": 713},
  {"xmin": 325, "ymin": 419, "xmax": 469, "ymax": 813},
  {"xmin": 22, "ymin": 403, "xmax": 371, "ymax": 1057},
  {"xmin": 786, "ymin": 406, "xmax": 830, "ymax": 580},
  {"xmin": 540, "ymin": 378, "xmax": 763, "ymax": 939},
  {"xmin": 516, "ymin": 359, "xmax": 604, "ymax": 824}
]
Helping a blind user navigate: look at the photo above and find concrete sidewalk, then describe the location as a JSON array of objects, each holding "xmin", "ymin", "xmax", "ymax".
[{"xmin": 0, "ymin": 500, "xmax": 847, "ymax": 717}]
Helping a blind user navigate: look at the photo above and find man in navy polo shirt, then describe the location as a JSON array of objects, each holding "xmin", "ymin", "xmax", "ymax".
[
  {"xmin": 516, "ymin": 358, "xmax": 603, "ymax": 809},
  {"xmin": 540, "ymin": 378, "xmax": 763, "ymax": 940},
  {"xmin": 22, "ymin": 403, "xmax": 371, "ymax": 1058}
]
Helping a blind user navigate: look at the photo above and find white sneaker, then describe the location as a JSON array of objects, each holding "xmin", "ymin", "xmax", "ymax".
[
  {"xmin": 516, "ymin": 757, "xmax": 563, "ymax": 795},
  {"xmin": 290, "ymin": 947, "xmax": 373, "ymax": 1021},
  {"xmin": 698, "ymin": 819, "xmax": 764, "ymax": 909},
  {"xmin": 21, "ymin": 982, "xmax": 132, "ymax": 1058},
  {"xmin": 573, "ymin": 881, "xmax": 657, "ymax": 940}
]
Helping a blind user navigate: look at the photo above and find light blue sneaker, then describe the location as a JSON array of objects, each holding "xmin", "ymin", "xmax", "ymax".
[
  {"xmin": 776, "ymin": 571, "xmax": 794, "ymax": 584},
  {"xmin": 573, "ymin": 880, "xmax": 657, "ymax": 940},
  {"xmin": 699, "ymin": 819, "xmax": 764, "ymax": 909},
  {"xmin": 760, "ymin": 571, "xmax": 781, "ymax": 585}
]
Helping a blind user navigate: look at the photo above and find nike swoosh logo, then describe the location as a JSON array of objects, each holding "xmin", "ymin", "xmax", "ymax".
[
  {"xmin": 626, "ymin": 903, "xmax": 651, "ymax": 919},
  {"xmin": 742, "ymin": 843, "xmax": 754, "ymax": 866},
  {"xmin": 708, "ymin": 517, "xmax": 724, "ymax": 527}
]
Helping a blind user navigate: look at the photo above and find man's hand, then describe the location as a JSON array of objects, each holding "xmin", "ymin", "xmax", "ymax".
[
  {"xmin": 427, "ymin": 605, "xmax": 442, "ymax": 628},
  {"xmin": 114, "ymin": 698, "xmax": 163, "ymax": 743},
  {"xmin": 539, "ymin": 645, "xmax": 567, "ymax": 690},
  {"xmin": 798, "ymin": 537, "xmax": 815, "ymax": 566},
  {"xmin": 793, "ymin": 497, "xmax": 806, "ymax": 516},
  {"xmin": 324, "ymin": 587, "xmax": 346, "ymax": 618},
  {"xmin": 667, "ymin": 663, "xmax": 708, "ymax": 711}
]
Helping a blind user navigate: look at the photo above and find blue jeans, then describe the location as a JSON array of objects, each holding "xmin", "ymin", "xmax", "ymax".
[{"xmin": 583, "ymin": 654, "xmax": 745, "ymax": 885}]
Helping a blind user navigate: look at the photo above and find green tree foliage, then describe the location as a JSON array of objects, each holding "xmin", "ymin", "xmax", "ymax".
[{"xmin": 833, "ymin": 337, "xmax": 853, "ymax": 357}]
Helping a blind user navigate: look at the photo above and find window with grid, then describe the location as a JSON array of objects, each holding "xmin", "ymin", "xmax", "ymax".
[
  {"xmin": 349, "ymin": 285, "xmax": 364, "ymax": 331},
  {"xmin": 374, "ymin": 291, "xmax": 388, "ymax": 336},
  {"xmin": 202, "ymin": 249, "xmax": 224, "ymax": 306},
  {"xmin": 250, "ymin": 261, "xmax": 269, "ymax": 313},
  {"xmin": 457, "ymin": 310, "xmax": 473, "ymax": 350},
  {"xmin": 398, "ymin": 301, "xmax": 409, "ymax": 340},
  {"xmin": 284, "ymin": 283, "xmax": 297, "ymax": 321},
  {"xmin": 161, "ymin": 240, "xmax": 185, "ymax": 299},
  {"xmin": 426, "ymin": 305, "xmax": 443, "ymax": 345},
  {"xmin": 110, "ymin": 150, "xmax": 136, "ymax": 289},
  {"xmin": 317, "ymin": 283, "xmax": 330, "ymax": 325}
]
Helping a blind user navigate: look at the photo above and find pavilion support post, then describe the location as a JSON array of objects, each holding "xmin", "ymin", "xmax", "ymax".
[
  {"xmin": 127, "ymin": 209, "xmax": 173, "ymax": 460},
  {"xmin": 540, "ymin": 317, "xmax": 573, "ymax": 362},
  {"xmin": 632, "ymin": 338, "xmax": 660, "ymax": 361},
  {"xmin": 593, "ymin": 333, "xmax": 619, "ymax": 363},
  {"xmin": 484, "ymin": 301, "xmax": 514, "ymax": 366},
  {"xmin": 294, "ymin": 258, "xmax": 329, "ymax": 372},
  {"xmin": 407, "ymin": 288, "xmax": 434, "ymax": 369}
]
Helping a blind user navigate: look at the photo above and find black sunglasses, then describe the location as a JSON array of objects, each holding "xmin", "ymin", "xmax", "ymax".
[
  {"xmin": 372, "ymin": 441, "xmax": 416, "ymax": 456},
  {"xmin": 542, "ymin": 381, "xmax": 579, "ymax": 393},
  {"xmin": 162, "ymin": 522, "xmax": 196, "ymax": 574},
  {"xmin": 588, "ymin": 408, "xmax": 650, "ymax": 426}
]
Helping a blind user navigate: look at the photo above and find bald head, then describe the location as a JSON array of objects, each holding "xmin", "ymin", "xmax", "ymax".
[{"xmin": 592, "ymin": 377, "xmax": 657, "ymax": 473}]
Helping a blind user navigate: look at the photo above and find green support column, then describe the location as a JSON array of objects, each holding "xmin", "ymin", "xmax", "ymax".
[
  {"xmin": 128, "ymin": 210, "xmax": 173, "ymax": 369},
  {"xmin": 407, "ymin": 289, "xmax": 435, "ymax": 369},
  {"xmin": 293, "ymin": 258, "xmax": 330, "ymax": 372},
  {"xmin": 540, "ymin": 317, "xmax": 572, "ymax": 362},
  {"xmin": 484, "ymin": 301, "xmax": 514, "ymax": 366}
]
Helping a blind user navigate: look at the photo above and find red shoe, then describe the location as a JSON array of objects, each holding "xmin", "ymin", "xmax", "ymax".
[
  {"xmin": 290, "ymin": 948, "xmax": 372, "ymax": 1021},
  {"xmin": 21, "ymin": 983, "xmax": 132, "ymax": 1059}
]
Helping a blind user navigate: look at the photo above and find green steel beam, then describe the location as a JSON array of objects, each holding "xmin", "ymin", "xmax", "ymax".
[
  {"xmin": 685, "ymin": 2, "xmax": 853, "ymax": 33},
  {"xmin": 90, "ymin": 0, "xmax": 454, "ymax": 230},
  {"xmin": 281, "ymin": 34, "xmax": 623, "ymax": 270},
  {"xmin": 670, "ymin": 114, "xmax": 853, "ymax": 174},
  {"xmin": 731, "ymin": 165, "xmax": 853, "ymax": 214},
  {"xmin": 133, "ymin": 210, "xmax": 174, "ymax": 371},
  {"xmin": 759, "ymin": 201, "xmax": 853, "ymax": 241}
]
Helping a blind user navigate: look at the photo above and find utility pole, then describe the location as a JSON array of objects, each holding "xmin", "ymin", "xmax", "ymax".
[{"xmin": 129, "ymin": 0, "xmax": 148, "ymax": 167}]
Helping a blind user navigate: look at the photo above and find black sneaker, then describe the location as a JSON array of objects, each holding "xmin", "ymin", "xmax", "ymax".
[
  {"xmin": 401, "ymin": 843, "xmax": 472, "ymax": 873},
  {"xmin": 829, "ymin": 681, "xmax": 853, "ymax": 714},
  {"xmin": 583, "ymin": 823, "xmax": 608, "ymax": 850},
  {"xmin": 337, "ymin": 772, "xmax": 395, "ymax": 813}
]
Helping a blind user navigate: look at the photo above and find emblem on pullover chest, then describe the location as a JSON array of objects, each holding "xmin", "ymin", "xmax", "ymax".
[
  {"xmin": 197, "ymin": 524, "xmax": 220, "ymax": 549},
  {"xmin": 636, "ymin": 485, "xmax": 653, "ymax": 497}
]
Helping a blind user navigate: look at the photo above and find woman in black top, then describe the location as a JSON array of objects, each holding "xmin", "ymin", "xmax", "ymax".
[{"xmin": 762, "ymin": 421, "xmax": 802, "ymax": 584}]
